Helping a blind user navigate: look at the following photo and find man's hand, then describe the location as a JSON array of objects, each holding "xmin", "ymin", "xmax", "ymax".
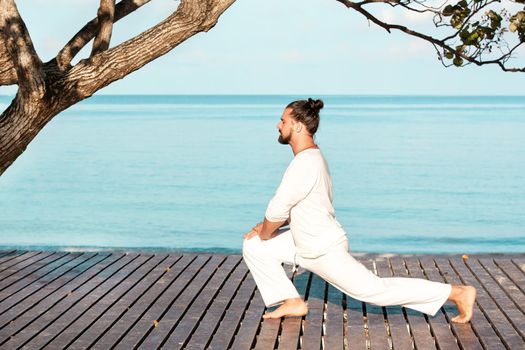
[
  {"xmin": 243, "ymin": 219, "xmax": 288, "ymax": 241},
  {"xmin": 243, "ymin": 222, "xmax": 263, "ymax": 240},
  {"xmin": 259, "ymin": 218, "xmax": 287, "ymax": 240}
]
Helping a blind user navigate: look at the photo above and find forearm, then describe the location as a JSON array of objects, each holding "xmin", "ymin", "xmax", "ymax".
[{"xmin": 259, "ymin": 218, "xmax": 288, "ymax": 240}]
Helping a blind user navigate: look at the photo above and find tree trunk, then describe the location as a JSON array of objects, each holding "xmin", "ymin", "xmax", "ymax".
[
  {"xmin": 0, "ymin": 0, "xmax": 236, "ymax": 176},
  {"xmin": 0, "ymin": 82, "xmax": 83, "ymax": 175}
]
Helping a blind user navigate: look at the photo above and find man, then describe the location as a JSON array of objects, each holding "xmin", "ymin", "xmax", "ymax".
[{"xmin": 242, "ymin": 98, "xmax": 476, "ymax": 322}]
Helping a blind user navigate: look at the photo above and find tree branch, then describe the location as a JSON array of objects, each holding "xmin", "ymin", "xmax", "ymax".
[
  {"xmin": 56, "ymin": 0, "xmax": 152, "ymax": 70},
  {"xmin": 440, "ymin": 0, "xmax": 499, "ymax": 42},
  {"xmin": 0, "ymin": 0, "xmax": 45, "ymax": 99},
  {"xmin": 65, "ymin": 0, "xmax": 236, "ymax": 98},
  {"xmin": 0, "ymin": 42, "xmax": 17, "ymax": 86},
  {"xmin": 91, "ymin": 0, "xmax": 116, "ymax": 57},
  {"xmin": 335, "ymin": 0, "xmax": 525, "ymax": 72}
]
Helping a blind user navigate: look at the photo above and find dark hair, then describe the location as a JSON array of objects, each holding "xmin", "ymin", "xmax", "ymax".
[{"xmin": 286, "ymin": 98, "xmax": 324, "ymax": 135}]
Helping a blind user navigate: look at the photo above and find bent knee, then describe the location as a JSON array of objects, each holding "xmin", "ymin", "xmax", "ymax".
[{"xmin": 242, "ymin": 236, "xmax": 263, "ymax": 257}]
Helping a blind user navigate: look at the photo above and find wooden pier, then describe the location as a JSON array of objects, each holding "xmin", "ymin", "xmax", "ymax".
[{"xmin": 0, "ymin": 250, "xmax": 523, "ymax": 349}]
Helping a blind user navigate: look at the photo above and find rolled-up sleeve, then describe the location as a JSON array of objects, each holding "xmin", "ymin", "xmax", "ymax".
[{"xmin": 265, "ymin": 157, "xmax": 318, "ymax": 222}]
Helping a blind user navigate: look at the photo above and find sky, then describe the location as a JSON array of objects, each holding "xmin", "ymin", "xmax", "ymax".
[{"xmin": 1, "ymin": 0, "xmax": 524, "ymax": 95}]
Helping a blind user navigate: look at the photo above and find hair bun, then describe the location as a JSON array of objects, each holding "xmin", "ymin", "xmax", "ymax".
[{"xmin": 307, "ymin": 98, "xmax": 324, "ymax": 113}]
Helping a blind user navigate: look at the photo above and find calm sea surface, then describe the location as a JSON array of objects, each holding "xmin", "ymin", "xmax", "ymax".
[{"xmin": 0, "ymin": 95, "xmax": 524, "ymax": 253}]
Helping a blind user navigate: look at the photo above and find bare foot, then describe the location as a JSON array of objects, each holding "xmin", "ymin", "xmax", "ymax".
[
  {"xmin": 262, "ymin": 298, "xmax": 308, "ymax": 319},
  {"xmin": 450, "ymin": 285, "xmax": 477, "ymax": 324}
]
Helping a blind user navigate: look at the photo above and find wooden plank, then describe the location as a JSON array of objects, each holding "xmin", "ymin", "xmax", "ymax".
[
  {"xmin": 253, "ymin": 264, "xmax": 296, "ymax": 350},
  {"xmin": 346, "ymin": 289, "xmax": 367, "ymax": 350},
  {"xmin": 494, "ymin": 258, "xmax": 525, "ymax": 294},
  {"xmin": 0, "ymin": 251, "xmax": 52, "ymax": 276},
  {"xmin": 361, "ymin": 259, "xmax": 390, "ymax": 350},
  {"xmin": 0, "ymin": 251, "xmax": 38, "ymax": 271},
  {"xmin": 450, "ymin": 257, "xmax": 525, "ymax": 349},
  {"xmin": 0, "ymin": 252, "xmax": 123, "ymax": 344},
  {"xmin": 434, "ymin": 258, "xmax": 506, "ymax": 350},
  {"xmin": 481, "ymin": 258, "xmax": 525, "ymax": 312},
  {"xmin": 419, "ymin": 257, "xmax": 482, "ymax": 350},
  {"xmin": 0, "ymin": 252, "xmax": 136, "ymax": 348},
  {"xmin": 0, "ymin": 251, "xmax": 56, "ymax": 286},
  {"xmin": 375, "ymin": 258, "xmax": 413, "ymax": 350},
  {"xmin": 0, "ymin": 250, "xmax": 16, "ymax": 256},
  {"xmin": 161, "ymin": 255, "xmax": 241, "ymax": 349},
  {"xmin": 38, "ymin": 253, "xmax": 169, "ymax": 349},
  {"xmin": 105, "ymin": 254, "xmax": 210, "ymax": 350},
  {"xmin": 3, "ymin": 253, "xmax": 146, "ymax": 349},
  {"xmin": 513, "ymin": 258, "xmax": 525, "ymax": 275},
  {"xmin": 0, "ymin": 251, "xmax": 522, "ymax": 350},
  {"xmin": 90, "ymin": 254, "xmax": 196, "ymax": 350},
  {"xmin": 0, "ymin": 252, "xmax": 78, "ymax": 303},
  {"xmin": 390, "ymin": 257, "xmax": 434, "ymax": 350},
  {"xmin": 68, "ymin": 254, "xmax": 182, "ymax": 349},
  {"xmin": 464, "ymin": 258, "xmax": 525, "ymax": 341},
  {"xmin": 0, "ymin": 253, "xmax": 110, "ymax": 329},
  {"xmin": 253, "ymin": 318, "xmax": 279, "ymax": 350},
  {"xmin": 0, "ymin": 250, "xmax": 15, "ymax": 253},
  {"xmin": 324, "ymin": 283, "xmax": 344, "ymax": 350},
  {"xmin": 229, "ymin": 264, "xmax": 299, "ymax": 350},
  {"xmin": 406, "ymin": 257, "xmax": 460, "ymax": 350},
  {"xmin": 205, "ymin": 261, "xmax": 258, "ymax": 349},
  {"xmin": 136, "ymin": 255, "xmax": 226, "ymax": 349},
  {"xmin": 228, "ymin": 266, "xmax": 267, "ymax": 350},
  {"xmin": 184, "ymin": 257, "xmax": 248, "ymax": 349},
  {"xmin": 0, "ymin": 250, "xmax": 18, "ymax": 262},
  {"xmin": 301, "ymin": 273, "xmax": 325, "ymax": 350},
  {"xmin": 277, "ymin": 267, "xmax": 309, "ymax": 350},
  {"xmin": 0, "ymin": 252, "xmax": 95, "ymax": 313}
]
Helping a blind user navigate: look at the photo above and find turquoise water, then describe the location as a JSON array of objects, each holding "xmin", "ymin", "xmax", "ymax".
[{"xmin": 0, "ymin": 95, "xmax": 524, "ymax": 253}]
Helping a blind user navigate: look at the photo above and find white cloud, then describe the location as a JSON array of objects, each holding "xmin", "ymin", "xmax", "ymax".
[
  {"xmin": 369, "ymin": 5, "xmax": 439, "ymax": 27},
  {"xmin": 173, "ymin": 48, "xmax": 211, "ymax": 63},
  {"xmin": 379, "ymin": 8, "xmax": 397, "ymax": 23},
  {"xmin": 404, "ymin": 9, "xmax": 436, "ymax": 24},
  {"xmin": 150, "ymin": 0, "xmax": 180, "ymax": 14},
  {"xmin": 388, "ymin": 40, "xmax": 432, "ymax": 58},
  {"xmin": 39, "ymin": 36, "xmax": 64, "ymax": 59},
  {"xmin": 281, "ymin": 50, "xmax": 308, "ymax": 63}
]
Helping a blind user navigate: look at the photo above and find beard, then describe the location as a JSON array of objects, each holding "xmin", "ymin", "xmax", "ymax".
[{"xmin": 278, "ymin": 132, "xmax": 290, "ymax": 145}]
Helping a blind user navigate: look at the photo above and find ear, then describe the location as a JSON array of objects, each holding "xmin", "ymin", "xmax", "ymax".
[{"xmin": 294, "ymin": 122, "xmax": 303, "ymax": 133}]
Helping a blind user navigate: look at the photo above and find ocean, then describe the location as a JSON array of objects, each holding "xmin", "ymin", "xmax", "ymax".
[{"xmin": 0, "ymin": 95, "xmax": 523, "ymax": 254}]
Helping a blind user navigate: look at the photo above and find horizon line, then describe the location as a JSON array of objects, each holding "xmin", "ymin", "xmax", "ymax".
[{"xmin": 1, "ymin": 93, "xmax": 525, "ymax": 97}]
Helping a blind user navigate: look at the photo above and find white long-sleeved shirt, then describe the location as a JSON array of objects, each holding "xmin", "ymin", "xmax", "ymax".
[{"xmin": 265, "ymin": 148, "xmax": 347, "ymax": 258}]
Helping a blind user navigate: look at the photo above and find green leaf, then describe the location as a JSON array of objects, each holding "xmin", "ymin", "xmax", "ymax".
[
  {"xmin": 453, "ymin": 56, "xmax": 464, "ymax": 66},
  {"xmin": 467, "ymin": 31, "xmax": 479, "ymax": 42},
  {"xmin": 486, "ymin": 10, "xmax": 498, "ymax": 18},
  {"xmin": 485, "ymin": 10, "xmax": 502, "ymax": 30},
  {"xmin": 451, "ymin": 15, "xmax": 463, "ymax": 28},
  {"xmin": 510, "ymin": 11, "xmax": 525, "ymax": 35},
  {"xmin": 477, "ymin": 26, "xmax": 494, "ymax": 40},
  {"xmin": 443, "ymin": 4, "xmax": 455, "ymax": 16}
]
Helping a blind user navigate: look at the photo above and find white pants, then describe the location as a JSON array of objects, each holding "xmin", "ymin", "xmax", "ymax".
[{"xmin": 242, "ymin": 230, "xmax": 451, "ymax": 316}]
